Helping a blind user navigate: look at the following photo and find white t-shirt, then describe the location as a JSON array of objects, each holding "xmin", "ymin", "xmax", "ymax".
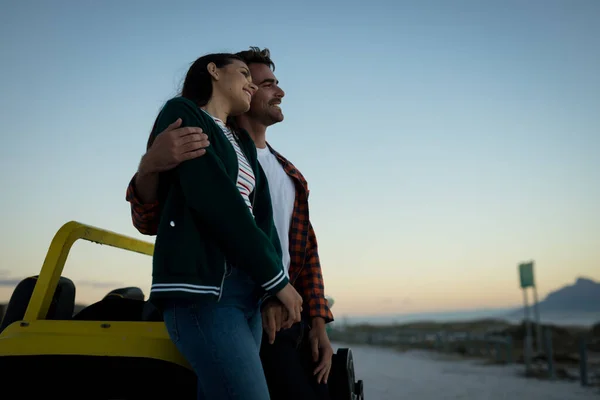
[{"xmin": 256, "ymin": 146, "xmax": 296, "ymax": 277}]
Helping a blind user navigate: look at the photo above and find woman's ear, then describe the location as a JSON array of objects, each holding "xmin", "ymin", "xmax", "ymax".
[{"xmin": 207, "ymin": 62, "xmax": 219, "ymax": 80}]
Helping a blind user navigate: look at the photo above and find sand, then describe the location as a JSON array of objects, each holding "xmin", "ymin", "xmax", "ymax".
[{"xmin": 333, "ymin": 342, "xmax": 599, "ymax": 400}]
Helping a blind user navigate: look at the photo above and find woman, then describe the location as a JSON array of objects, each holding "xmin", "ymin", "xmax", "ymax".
[{"xmin": 148, "ymin": 53, "xmax": 303, "ymax": 399}]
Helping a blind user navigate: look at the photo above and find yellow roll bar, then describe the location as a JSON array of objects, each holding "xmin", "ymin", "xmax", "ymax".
[
  {"xmin": 24, "ymin": 221, "xmax": 154, "ymax": 321},
  {"xmin": 0, "ymin": 221, "xmax": 182, "ymax": 367}
]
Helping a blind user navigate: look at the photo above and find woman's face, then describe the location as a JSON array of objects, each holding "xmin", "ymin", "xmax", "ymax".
[{"xmin": 212, "ymin": 59, "xmax": 258, "ymax": 116}]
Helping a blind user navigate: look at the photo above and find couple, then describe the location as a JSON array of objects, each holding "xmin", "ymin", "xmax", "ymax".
[{"xmin": 126, "ymin": 47, "xmax": 334, "ymax": 400}]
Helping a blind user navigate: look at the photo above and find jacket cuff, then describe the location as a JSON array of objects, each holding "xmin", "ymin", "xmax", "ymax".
[
  {"xmin": 126, "ymin": 174, "xmax": 159, "ymax": 209},
  {"xmin": 262, "ymin": 272, "xmax": 289, "ymax": 296},
  {"xmin": 308, "ymin": 301, "xmax": 334, "ymax": 324}
]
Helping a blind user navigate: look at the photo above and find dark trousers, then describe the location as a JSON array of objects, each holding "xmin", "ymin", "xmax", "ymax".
[{"xmin": 260, "ymin": 321, "xmax": 332, "ymax": 400}]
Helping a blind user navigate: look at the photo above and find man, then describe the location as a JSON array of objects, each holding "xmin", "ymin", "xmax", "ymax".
[{"xmin": 126, "ymin": 47, "xmax": 334, "ymax": 400}]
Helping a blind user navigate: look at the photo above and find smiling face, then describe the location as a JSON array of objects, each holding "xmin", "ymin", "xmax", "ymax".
[
  {"xmin": 245, "ymin": 62, "xmax": 285, "ymax": 127},
  {"xmin": 209, "ymin": 59, "xmax": 258, "ymax": 116}
]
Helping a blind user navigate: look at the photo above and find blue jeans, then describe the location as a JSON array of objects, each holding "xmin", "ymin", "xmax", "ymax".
[{"xmin": 162, "ymin": 267, "xmax": 270, "ymax": 400}]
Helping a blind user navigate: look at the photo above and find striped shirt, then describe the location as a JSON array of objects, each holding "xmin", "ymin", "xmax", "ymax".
[{"xmin": 203, "ymin": 111, "xmax": 256, "ymax": 213}]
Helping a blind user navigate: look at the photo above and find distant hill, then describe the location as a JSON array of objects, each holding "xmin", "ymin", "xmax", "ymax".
[{"xmin": 510, "ymin": 277, "xmax": 600, "ymax": 315}]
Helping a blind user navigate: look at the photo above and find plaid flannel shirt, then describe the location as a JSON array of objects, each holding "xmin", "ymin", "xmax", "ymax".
[{"xmin": 125, "ymin": 144, "xmax": 334, "ymax": 323}]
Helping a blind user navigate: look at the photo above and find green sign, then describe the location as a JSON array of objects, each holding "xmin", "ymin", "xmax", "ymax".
[{"xmin": 519, "ymin": 262, "xmax": 535, "ymax": 288}]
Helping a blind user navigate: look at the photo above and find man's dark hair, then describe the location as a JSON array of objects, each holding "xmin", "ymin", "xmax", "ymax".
[{"xmin": 235, "ymin": 47, "xmax": 275, "ymax": 71}]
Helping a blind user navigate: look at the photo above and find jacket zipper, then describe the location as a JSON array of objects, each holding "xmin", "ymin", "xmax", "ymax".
[
  {"xmin": 292, "ymin": 259, "xmax": 306, "ymax": 285},
  {"xmin": 291, "ymin": 187, "xmax": 310, "ymax": 325},
  {"xmin": 291, "ymin": 189, "xmax": 310, "ymax": 285},
  {"xmin": 218, "ymin": 129, "xmax": 247, "ymax": 302},
  {"xmin": 291, "ymin": 225, "xmax": 308, "ymax": 285},
  {"xmin": 217, "ymin": 129, "xmax": 257, "ymax": 302}
]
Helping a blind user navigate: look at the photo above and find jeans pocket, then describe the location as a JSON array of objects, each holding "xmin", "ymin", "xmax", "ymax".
[
  {"xmin": 295, "ymin": 320, "xmax": 307, "ymax": 349},
  {"xmin": 167, "ymin": 303, "xmax": 181, "ymax": 343},
  {"xmin": 278, "ymin": 321, "xmax": 305, "ymax": 349},
  {"xmin": 224, "ymin": 262, "xmax": 233, "ymax": 279}
]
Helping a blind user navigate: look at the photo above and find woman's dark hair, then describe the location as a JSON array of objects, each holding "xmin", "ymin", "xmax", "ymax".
[
  {"xmin": 181, "ymin": 52, "xmax": 243, "ymax": 106},
  {"xmin": 146, "ymin": 53, "xmax": 242, "ymax": 150}
]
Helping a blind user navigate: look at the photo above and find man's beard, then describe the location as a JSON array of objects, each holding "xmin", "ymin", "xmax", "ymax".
[
  {"xmin": 249, "ymin": 105, "xmax": 283, "ymax": 127},
  {"xmin": 265, "ymin": 104, "xmax": 284, "ymax": 125}
]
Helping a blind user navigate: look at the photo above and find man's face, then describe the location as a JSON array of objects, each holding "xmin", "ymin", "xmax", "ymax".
[{"xmin": 246, "ymin": 63, "xmax": 285, "ymax": 126}]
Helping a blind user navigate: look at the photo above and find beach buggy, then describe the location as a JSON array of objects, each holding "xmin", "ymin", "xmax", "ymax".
[{"xmin": 0, "ymin": 221, "xmax": 364, "ymax": 399}]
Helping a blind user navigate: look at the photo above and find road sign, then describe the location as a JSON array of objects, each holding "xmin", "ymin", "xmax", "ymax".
[{"xmin": 519, "ymin": 262, "xmax": 535, "ymax": 288}]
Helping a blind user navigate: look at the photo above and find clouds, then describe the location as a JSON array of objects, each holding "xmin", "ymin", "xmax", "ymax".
[
  {"xmin": 0, "ymin": 279, "xmax": 22, "ymax": 287},
  {"xmin": 74, "ymin": 280, "xmax": 125, "ymax": 289},
  {"xmin": 0, "ymin": 270, "xmax": 123, "ymax": 289},
  {"xmin": 0, "ymin": 270, "xmax": 21, "ymax": 287},
  {"xmin": 379, "ymin": 296, "xmax": 412, "ymax": 306}
]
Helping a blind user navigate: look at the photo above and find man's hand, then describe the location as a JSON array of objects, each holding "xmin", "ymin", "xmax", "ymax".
[
  {"xmin": 138, "ymin": 118, "xmax": 209, "ymax": 175},
  {"xmin": 309, "ymin": 317, "xmax": 334, "ymax": 384},
  {"xmin": 261, "ymin": 298, "xmax": 289, "ymax": 344}
]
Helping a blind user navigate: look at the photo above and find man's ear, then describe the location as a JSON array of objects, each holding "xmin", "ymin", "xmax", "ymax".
[{"xmin": 207, "ymin": 62, "xmax": 219, "ymax": 80}]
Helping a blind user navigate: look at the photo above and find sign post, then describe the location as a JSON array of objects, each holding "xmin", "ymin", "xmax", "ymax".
[
  {"xmin": 521, "ymin": 284, "xmax": 533, "ymax": 372},
  {"xmin": 518, "ymin": 261, "xmax": 541, "ymax": 372},
  {"xmin": 532, "ymin": 285, "xmax": 543, "ymax": 353}
]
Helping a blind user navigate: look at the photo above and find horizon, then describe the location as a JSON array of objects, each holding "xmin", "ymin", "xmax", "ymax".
[
  {"xmin": 1, "ymin": 268, "xmax": 597, "ymax": 316},
  {"xmin": 1, "ymin": 1, "xmax": 599, "ymax": 317}
]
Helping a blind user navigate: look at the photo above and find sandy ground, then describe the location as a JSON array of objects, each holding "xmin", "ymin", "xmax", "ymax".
[{"xmin": 332, "ymin": 342, "xmax": 599, "ymax": 400}]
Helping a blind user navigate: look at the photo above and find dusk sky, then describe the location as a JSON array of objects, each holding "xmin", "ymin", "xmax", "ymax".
[{"xmin": 1, "ymin": 0, "xmax": 598, "ymax": 317}]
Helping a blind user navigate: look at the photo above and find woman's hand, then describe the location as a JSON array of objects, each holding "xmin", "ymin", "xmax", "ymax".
[{"xmin": 274, "ymin": 283, "xmax": 303, "ymax": 327}]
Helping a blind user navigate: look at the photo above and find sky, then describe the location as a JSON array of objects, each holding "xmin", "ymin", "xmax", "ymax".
[{"xmin": 0, "ymin": 0, "xmax": 599, "ymax": 318}]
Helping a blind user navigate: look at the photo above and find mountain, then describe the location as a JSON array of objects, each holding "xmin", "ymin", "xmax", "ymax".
[{"xmin": 511, "ymin": 277, "xmax": 600, "ymax": 314}]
